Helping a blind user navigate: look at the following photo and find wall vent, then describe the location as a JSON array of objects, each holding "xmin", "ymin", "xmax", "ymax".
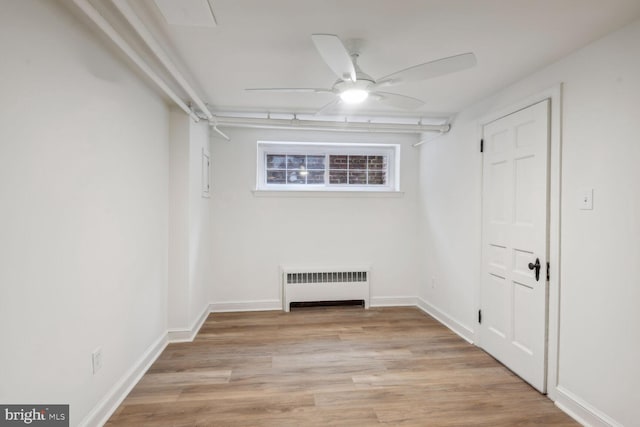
[
  {"xmin": 285, "ymin": 271, "xmax": 367, "ymax": 284},
  {"xmin": 282, "ymin": 267, "xmax": 370, "ymax": 312}
]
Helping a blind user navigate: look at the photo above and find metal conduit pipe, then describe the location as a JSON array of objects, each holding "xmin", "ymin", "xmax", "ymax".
[
  {"xmin": 74, "ymin": 0, "xmax": 450, "ymax": 141},
  {"xmin": 111, "ymin": 0, "xmax": 232, "ymax": 141},
  {"xmin": 413, "ymin": 130, "xmax": 449, "ymax": 147},
  {"xmin": 73, "ymin": 0, "xmax": 232, "ymax": 141},
  {"xmin": 111, "ymin": 0, "xmax": 214, "ymax": 122},
  {"xmin": 72, "ymin": 0, "xmax": 200, "ymax": 123},
  {"xmin": 213, "ymin": 116, "xmax": 451, "ymax": 134}
]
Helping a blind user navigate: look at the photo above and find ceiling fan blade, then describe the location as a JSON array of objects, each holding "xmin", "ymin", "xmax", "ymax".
[
  {"xmin": 315, "ymin": 98, "xmax": 342, "ymax": 116},
  {"xmin": 375, "ymin": 52, "xmax": 477, "ymax": 87},
  {"xmin": 245, "ymin": 88, "xmax": 333, "ymax": 93},
  {"xmin": 372, "ymin": 91, "xmax": 425, "ymax": 110},
  {"xmin": 311, "ymin": 34, "xmax": 357, "ymax": 82}
]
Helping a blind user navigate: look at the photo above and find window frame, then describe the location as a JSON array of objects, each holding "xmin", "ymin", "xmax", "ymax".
[{"xmin": 256, "ymin": 141, "xmax": 400, "ymax": 192}]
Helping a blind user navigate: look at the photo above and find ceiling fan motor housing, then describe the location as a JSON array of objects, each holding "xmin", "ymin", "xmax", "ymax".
[{"xmin": 246, "ymin": 34, "xmax": 476, "ymax": 112}]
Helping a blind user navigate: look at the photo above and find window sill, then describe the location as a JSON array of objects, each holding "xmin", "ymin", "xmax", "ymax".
[{"xmin": 252, "ymin": 190, "xmax": 405, "ymax": 198}]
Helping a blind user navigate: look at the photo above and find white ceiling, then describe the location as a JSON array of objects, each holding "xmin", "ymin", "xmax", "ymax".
[{"xmin": 131, "ymin": 0, "xmax": 640, "ymax": 118}]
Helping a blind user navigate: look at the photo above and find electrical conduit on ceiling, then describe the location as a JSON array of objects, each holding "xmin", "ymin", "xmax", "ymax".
[
  {"xmin": 73, "ymin": 0, "xmax": 450, "ymax": 141},
  {"xmin": 109, "ymin": 0, "xmax": 232, "ymax": 141},
  {"xmin": 210, "ymin": 115, "xmax": 450, "ymax": 135},
  {"xmin": 71, "ymin": 0, "xmax": 200, "ymax": 122}
]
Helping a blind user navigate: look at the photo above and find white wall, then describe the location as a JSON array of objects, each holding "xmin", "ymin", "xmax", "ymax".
[
  {"xmin": 168, "ymin": 111, "xmax": 212, "ymax": 332},
  {"xmin": 209, "ymin": 128, "xmax": 420, "ymax": 309},
  {"xmin": 4, "ymin": 1, "xmax": 638, "ymax": 425},
  {"xmin": 188, "ymin": 121, "xmax": 213, "ymax": 326},
  {"xmin": 417, "ymin": 122, "xmax": 481, "ymax": 336},
  {"xmin": 0, "ymin": 1, "xmax": 169, "ymax": 425},
  {"xmin": 417, "ymin": 18, "xmax": 640, "ymax": 426},
  {"xmin": 168, "ymin": 111, "xmax": 190, "ymax": 328}
]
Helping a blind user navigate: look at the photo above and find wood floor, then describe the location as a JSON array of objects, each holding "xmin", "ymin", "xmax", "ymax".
[{"xmin": 106, "ymin": 307, "xmax": 578, "ymax": 426}]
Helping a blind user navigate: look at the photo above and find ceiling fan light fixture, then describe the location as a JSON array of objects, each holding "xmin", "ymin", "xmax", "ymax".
[
  {"xmin": 246, "ymin": 34, "xmax": 476, "ymax": 113},
  {"xmin": 340, "ymin": 89, "xmax": 369, "ymax": 104}
]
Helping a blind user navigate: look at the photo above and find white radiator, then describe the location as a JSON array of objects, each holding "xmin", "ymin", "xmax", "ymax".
[{"xmin": 282, "ymin": 267, "xmax": 370, "ymax": 312}]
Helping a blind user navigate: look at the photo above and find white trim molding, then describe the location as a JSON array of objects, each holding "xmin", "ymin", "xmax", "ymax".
[
  {"xmin": 370, "ymin": 296, "xmax": 418, "ymax": 307},
  {"xmin": 416, "ymin": 297, "xmax": 475, "ymax": 344},
  {"xmin": 555, "ymin": 386, "xmax": 623, "ymax": 427},
  {"xmin": 210, "ymin": 300, "xmax": 282, "ymax": 312},
  {"xmin": 83, "ymin": 304, "xmax": 212, "ymax": 426},
  {"xmin": 474, "ymin": 83, "xmax": 563, "ymax": 399},
  {"xmin": 167, "ymin": 304, "xmax": 212, "ymax": 343},
  {"xmin": 252, "ymin": 190, "xmax": 404, "ymax": 198},
  {"xmin": 78, "ymin": 334, "xmax": 168, "ymax": 427},
  {"xmin": 256, "ymin": 141, "xmax": 401, "ymax": 193}
]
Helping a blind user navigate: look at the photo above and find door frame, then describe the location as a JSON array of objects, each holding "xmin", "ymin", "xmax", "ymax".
[{"xmin": 475, "ymin": 84, "xmax": 562, "ymax": 400}]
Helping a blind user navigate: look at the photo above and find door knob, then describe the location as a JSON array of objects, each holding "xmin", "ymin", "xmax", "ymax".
[{"xmin": 528, "ymin": 258, "xmax": 541, "ymax": 281}]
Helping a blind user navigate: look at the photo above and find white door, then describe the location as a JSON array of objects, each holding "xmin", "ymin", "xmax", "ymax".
[{"xmin": 480, "ymin": 100, "xmax": 550, "ymax": 392}]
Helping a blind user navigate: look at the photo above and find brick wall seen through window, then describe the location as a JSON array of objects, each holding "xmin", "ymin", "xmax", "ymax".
[{"xmin": 258, "ymin": 142, "xmax": 399, "ymax": 192}]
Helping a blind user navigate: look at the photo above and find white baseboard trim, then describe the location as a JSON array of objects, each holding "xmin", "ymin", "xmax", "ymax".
[
  {"xmin": 415, "ymin": 297, "xmax": 474, "ymax": 344},
  {"xmin": 370, "ymin": 296, "xmax": 418, "ymax": 307},
  {"xmin": 210, "ymin": 300, "xmax": 282, "ymax": 312},
  {"xmin": 554, "ymin": 386, "xmax": 621, "ymax": 427},
  {"xmin": 167, "ymin": 304, "xmax": 212, "ymax": 343},
  {"xmin": 87, "ymin": 299, "xmax": 618, "ymax": 427},
  {"xmin": 79, "ymin": 333, "xmax": 168, "ymax": 427}
]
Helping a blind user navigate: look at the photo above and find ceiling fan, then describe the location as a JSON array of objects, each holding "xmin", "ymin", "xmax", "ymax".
[{"xmin": 246, "ymin": 34, "xmax": 477, "ymax": 114}]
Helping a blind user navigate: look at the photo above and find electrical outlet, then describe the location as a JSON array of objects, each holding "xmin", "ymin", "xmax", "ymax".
[
  {"xmin": 579, "ymin": 188, "xmax": 593, "ymax": 210},
  {"xmin": 92, "ymin": 347, "xmax": 103, "ymax": 374}
]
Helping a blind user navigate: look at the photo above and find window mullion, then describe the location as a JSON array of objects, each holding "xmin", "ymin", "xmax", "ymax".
[
  {"xmin": 258, "ymin": 143, "xmax": 398, "ymax": 191},
  {"xmin": 366, "ymin": 155, "xmax": 369, "ymax": 185},
  {"xmin": 325, "ymin": 154, "xmax": 329, "ymax": 187},
  {"xmin": 346, "ymin": 155, "xmax": 350, "ymax": 185}
]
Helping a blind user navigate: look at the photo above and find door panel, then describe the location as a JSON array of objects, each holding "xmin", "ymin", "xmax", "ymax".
[{"xmin": 480, "ymin": 100, "xmax": 550, "ymax": 392}]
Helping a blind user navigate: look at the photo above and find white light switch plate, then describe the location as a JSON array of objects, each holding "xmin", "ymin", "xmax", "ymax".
[{"xmin": 579, "ymin": 188, "xmax": 593, "ymax": 210}]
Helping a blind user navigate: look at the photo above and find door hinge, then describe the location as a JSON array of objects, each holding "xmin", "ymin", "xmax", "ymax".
[
  {"xmin": 478, "ymin": 309, "xmax": 482, "ymax": 324},
  {"xmin": 547, "ymin": 261, "xmax": 550, "ymax": 281},
  {"xmin": 480, "ymin": 139, "xmax": 484, "ymax": 153}
]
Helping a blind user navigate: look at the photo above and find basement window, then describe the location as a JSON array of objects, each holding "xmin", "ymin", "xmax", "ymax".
[{"xmin": 256, "ymin": 141, "xmax": 400, "ymax": 192}]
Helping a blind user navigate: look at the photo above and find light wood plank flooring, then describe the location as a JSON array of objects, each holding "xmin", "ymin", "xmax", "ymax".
[{"xmin": 106, "ymin": 307, "xmax": 577, "ymax": 426}]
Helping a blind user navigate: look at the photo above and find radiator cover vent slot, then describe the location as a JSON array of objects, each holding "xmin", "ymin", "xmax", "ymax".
[
  {"xmin": 286, "ymin": 271, "xmax": 367, "ymax": 284},
  {"xmin": 282, "ymin": 267, "xmax": 370, "ymax": 312}
]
